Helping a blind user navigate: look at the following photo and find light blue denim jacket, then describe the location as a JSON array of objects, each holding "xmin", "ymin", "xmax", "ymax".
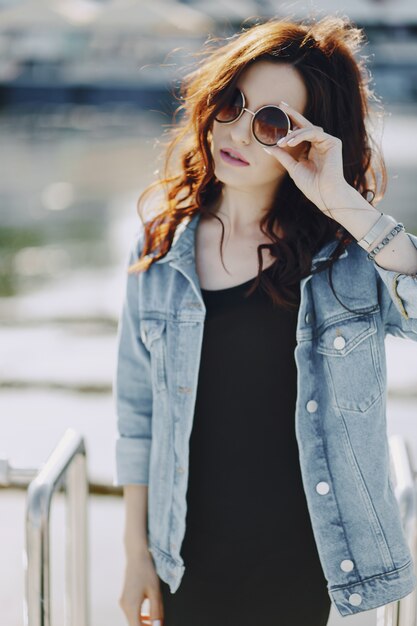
[{"xmin": 113, "ymin": 211, "xmax": 417, "ymax": 617}]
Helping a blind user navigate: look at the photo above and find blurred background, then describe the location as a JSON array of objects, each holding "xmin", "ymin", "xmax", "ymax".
[{"xmin": 0, "ymin": 1, "xmax": 417, "ymax": 625}]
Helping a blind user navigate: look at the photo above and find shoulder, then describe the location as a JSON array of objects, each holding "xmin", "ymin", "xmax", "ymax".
[
  {"xmin": 126, "ymin": 221, "xmax": 146, "ymax": 263},
  {"xmin": 131, "ymin": 187, "xmax": 168, "ymax": 259}
]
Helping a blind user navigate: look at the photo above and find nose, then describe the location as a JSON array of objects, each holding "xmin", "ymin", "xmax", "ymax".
[{"xmin": 229, "ymin": 109, "xmax": 252, "ymax": 145}]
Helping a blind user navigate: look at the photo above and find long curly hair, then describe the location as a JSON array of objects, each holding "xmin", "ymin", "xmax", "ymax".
[{"xmin": 129, "ymin": 13, "xmax": 387, "ymax": 312}]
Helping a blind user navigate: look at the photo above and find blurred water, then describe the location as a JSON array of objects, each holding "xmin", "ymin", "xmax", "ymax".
[
  {"xmin": 1, "ymin": 103, "xmax": 417, "ymax": 625},
  {"xmin": 0, "ymin": 105, "xmax": 166, "ymax": 297}
]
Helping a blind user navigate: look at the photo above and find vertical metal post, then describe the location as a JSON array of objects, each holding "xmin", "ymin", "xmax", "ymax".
[
  {"xmin": 376, "ymin": 435, "xmax": 417, "ymax": 626},
  {"xmin": 66, "ymin": 451, "xmax": 89, "ymax": 626},
  {"xmin": 23, "ymin": 428, "xmax": 89, "ymax": 626}
]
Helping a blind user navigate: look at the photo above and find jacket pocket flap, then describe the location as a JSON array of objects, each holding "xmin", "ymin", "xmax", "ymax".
[
  {"xmin": 317, "ymin": 315, "xmax": 376, "ymax": 356},
  {"xmin": 140, "ymin": 319, "xmax": 166, "ymax": 350}
]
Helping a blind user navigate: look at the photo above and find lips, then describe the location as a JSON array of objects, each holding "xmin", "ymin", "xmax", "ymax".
[{"xmin": 220, "ymin": 147, "xmax": 250, "ymax": 165}]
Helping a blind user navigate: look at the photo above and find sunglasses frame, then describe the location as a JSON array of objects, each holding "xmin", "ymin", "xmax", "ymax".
[{"xmin": 214, "ymin": 87, "xmax": 294, "ymax": 146}]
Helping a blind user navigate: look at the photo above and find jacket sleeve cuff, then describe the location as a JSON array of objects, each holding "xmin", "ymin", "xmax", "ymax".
[
  {"xmin": 371, "ymin": 231, "xmax": 417, "ymax": 320},
  {"xmin": 113, "ymin": 436, "xmax": 151, "ymax": 486}
]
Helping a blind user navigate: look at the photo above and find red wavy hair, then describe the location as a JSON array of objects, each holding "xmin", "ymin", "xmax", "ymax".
[{"xmin": 129, "ymin": 13, "xmax": 387, "ymax": 311}]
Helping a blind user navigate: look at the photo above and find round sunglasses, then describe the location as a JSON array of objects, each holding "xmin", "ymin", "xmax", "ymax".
[{"xmin": 214, "ymin": 88, "xmax": 293, "ymax": 147}]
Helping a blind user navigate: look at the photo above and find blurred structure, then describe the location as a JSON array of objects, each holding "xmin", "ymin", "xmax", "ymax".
[{"xmin": 0, "ymin": 0, "xmax": 417, "ymax": 109}]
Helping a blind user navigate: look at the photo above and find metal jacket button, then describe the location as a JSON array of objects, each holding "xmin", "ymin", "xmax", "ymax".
[
  {"xmin": 333, "ymin": 336, "xmax": 346, "ymax": 350},
  {"xmin": 348, "ymin": 593, "xmax": 362, "ymax": 606},
  {"xmin": 340, "ymin": 559, "xmax": 354, "ymax": 572},
  {"xmin": 316, "ymin": 481, "xmax": 330, "ymax": 495},
  {"xmin": 306, "ymin": 400, "xmax": 318, "ymax": 413}
]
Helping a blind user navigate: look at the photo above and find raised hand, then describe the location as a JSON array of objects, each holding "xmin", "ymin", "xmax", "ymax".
[{"xmin": 263, "ymin": 101, "xmax": 351, "ymax": 218}]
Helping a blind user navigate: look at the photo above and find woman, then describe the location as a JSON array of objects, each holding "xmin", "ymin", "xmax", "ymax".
[{"xmin": 114, "ymin": 13, "xmax": 417, "ymax": 626}]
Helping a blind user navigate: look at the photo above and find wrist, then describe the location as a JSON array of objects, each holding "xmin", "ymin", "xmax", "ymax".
[
  {"xmin": 357, "ymin": 214, "xmax": 399, "ymax": 251},
  {"xmin": 124, "ymin": 545, "xmax": 152, "ymax": 565},
  {"xmin": 123, "ymin": 534, "xmax": 149, "ymax": 555},
  {"xmin": 323, "ymin": 183, "xmax": 367, "ymax": 214},
  {"xmin": 322, "ymin": 185, "xmax": 383, "ymax": 238}
]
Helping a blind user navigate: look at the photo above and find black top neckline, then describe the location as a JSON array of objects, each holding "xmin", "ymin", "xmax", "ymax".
[{"xmin": 200, "ymin": 262, "xmax": 275, "ymax": 293}]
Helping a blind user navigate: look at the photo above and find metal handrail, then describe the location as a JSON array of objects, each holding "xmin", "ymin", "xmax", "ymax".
[
  {"xmin": 22, "ymin": 428, "xmax": 89, "ymax": 626},
  {"xmin": 377, "ymin": 435, "xmax": 417, "ymax": 626}
]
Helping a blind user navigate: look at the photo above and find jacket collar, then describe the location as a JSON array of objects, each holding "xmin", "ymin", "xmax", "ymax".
[{"xmin": 153, "ymin": 211, "xmax": 348, "ymax": 269}]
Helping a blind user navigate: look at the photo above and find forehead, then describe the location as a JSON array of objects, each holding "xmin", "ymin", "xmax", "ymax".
[{"xmin": 236, "ymin": 60, "xmax": 307, "ymax": 112}]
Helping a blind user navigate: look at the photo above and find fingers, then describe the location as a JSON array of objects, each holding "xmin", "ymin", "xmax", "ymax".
[
  {"xmin": 275, "ymin": 102, "xmax": 330, "ymax": 148},
  {"xmin": 277, "ymin": 127, "xmax": 334, "ymax": 149},
  {"xmin": 262, "ymin": 144, "xmax": 298, "ymax": 174},
  {"xmin": 279, "ymin": 101, "xmax": 315, "ymax": 129},
  {"xmin": 119, "ymin": 593, "xmax": 143, "ymax": 626},
  {"xmin": 144, "ymin": 588, "xmax": 164, "ymax": 626},
  {"xmin": 120, "ymin": 590, "xmax": 163, "ymax": 626},
  {"xmin": 277, "ymin": 101, "xmax": 332, "ymax": 148}
]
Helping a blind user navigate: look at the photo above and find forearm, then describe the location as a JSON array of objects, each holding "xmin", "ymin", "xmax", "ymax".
[
  {"xmin": 326, "ymin": 184, "xmax": 417, "ymax": 276},
  {"xmin": 123, "ymin": 484, "xmax": 149, "ymax": 559}
]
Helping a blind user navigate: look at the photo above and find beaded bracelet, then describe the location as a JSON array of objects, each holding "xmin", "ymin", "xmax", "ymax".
[{"xmin": 367, "ymin": 223, "xmax": 405, "ymax": 260}]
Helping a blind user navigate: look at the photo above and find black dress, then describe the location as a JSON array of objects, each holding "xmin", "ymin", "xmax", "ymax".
[{"xmin": 159, "ymin": 264, "xmax": 331, "ymax": 626}]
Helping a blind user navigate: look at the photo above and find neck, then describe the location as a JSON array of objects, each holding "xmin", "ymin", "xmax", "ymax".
[{"xmin": 210, "ymin": 179, "xmax": 284, "ymax": 237}]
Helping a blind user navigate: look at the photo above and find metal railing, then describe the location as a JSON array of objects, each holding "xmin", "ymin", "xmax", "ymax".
[
  {"xmin": 0, "ymin": 428, "xmax": 90, "ymax": 626},
  {"xmin": 377, "ymin": 435, "xmax": 417, "ymax": 626}
]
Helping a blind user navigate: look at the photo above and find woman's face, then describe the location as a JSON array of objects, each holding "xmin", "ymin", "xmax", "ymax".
[{"xmin": 210, "ymin": 60, "xmax": 309, "ymax": 190}]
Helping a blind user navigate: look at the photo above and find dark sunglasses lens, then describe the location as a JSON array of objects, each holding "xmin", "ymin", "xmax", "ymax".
[
  {"xmin": 215, "ymin": 89, "xmax": 243, "ymax": 122},
  {"xmin": 253, "ymin": 107, "xmax": 289, "ymax": 145}
]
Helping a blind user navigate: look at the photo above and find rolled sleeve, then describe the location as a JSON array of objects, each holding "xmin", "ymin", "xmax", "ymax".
[
  {"xmin": 112, "ymin": 233, "xmax": 153, "ymax": 486},
  {"xmin": 371, "ymin": 231, "xmax": 417, "ymax": 338}
]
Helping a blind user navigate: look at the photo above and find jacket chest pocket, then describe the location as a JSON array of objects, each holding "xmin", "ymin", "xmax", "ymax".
[
  {"xmin": 140, "ymin": 319, "xmax": 168, "ymax": 392},
  {"xmin": 316, "ymin": 314, "xmax": 383, "ymax": 412}
]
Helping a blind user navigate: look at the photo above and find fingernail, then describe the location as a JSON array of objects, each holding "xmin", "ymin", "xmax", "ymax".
[
  {"xmin": 262, "ymin": 147, "xmax": 273, "ymax": 154},
  {"xmin": 280, "ymin": 100, "xmax": 290, "ymax": 106},
  {"xmin": 277, "ymin": 137, "xmax": 286, "ymax": 145},
  {"xmin": 153, "ymin": 620, "xmax": 162, "ymax": 626}
]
